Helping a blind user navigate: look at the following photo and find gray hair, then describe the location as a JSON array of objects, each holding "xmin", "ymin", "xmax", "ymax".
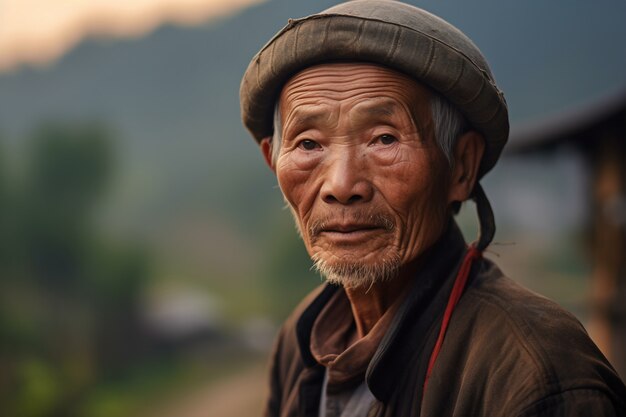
[{"xmin": 270, "ymin": 90, "xmax": 467, "ymax": 166}]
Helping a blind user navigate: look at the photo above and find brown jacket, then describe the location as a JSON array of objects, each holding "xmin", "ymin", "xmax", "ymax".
[{"xmin": 264, "ymin": 225, "xmax": 626, "ymax": 417}]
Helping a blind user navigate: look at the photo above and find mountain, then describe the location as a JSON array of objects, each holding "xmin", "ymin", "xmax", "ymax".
[{"xmin": 0, "ymin": 0, "xmax": 624, "ymax": 237}]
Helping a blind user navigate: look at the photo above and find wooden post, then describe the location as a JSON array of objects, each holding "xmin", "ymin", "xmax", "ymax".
[{"xmin": 587, "ymin": 125, "xmax": 626, "ymax": 379}]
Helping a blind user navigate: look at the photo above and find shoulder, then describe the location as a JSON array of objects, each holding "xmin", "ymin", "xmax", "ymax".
[
  {"xmin": 265, "ymin": 284, "xmax": 331, "ymax": 416},
  {"xmin": 271, "ymin": 283, "xmax": 329, "ymax": 364},
  {"xmin": 429, "ymin": 258, "xmax": 626, "ymax": 416},
  {"xmin": 461, "ymin": 258, "xmax": 605, "ymax": 374},
  {"xmin": 461, "ymin": 258, "xmax": 591, "ymax": 354},
  {"xmin": 269, "ymin": 283, "xmax": 337, "ymax": 383}
]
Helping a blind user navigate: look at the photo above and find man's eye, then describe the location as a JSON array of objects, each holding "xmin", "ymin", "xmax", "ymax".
[
  {"xmin": 377, "ymin": 134, "xmax": 398, "ymax": 145},
  {"xmin": 298, "ymin": 139, "xmax": 320, "ymax": 150}
]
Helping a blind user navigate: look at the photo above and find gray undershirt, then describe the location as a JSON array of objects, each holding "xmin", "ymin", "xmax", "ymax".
[{"xmin": 319, "ymin": 369, "xmax": 377, "ymax": 417}]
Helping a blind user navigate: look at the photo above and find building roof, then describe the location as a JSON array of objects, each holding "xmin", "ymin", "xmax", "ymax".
[{"xmin": 507, "ymin": 88, "xmax": 626, "ymax": 154}]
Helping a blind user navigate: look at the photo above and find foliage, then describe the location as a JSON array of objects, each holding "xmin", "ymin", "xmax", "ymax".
[{"xmin": 0, "ymin": 123, "xmax": 150, "ymax": 417}]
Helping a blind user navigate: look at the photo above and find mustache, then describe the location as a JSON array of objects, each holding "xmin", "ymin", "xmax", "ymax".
[{"xmin": 308, "ymin": 211, "xmax": 395, "ymax": 237}]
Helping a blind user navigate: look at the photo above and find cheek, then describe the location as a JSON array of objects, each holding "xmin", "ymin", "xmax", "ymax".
[
  {"xmin": 373, "ymin": 149, "xmax": 445, "ymax": 213},
  {"xmin": 276, "ymin": 158, "xmax": 320, "ymax": 218},
  {"xmin": 379, "ymin": 159, "xmax": 450, "ymax": 259}
]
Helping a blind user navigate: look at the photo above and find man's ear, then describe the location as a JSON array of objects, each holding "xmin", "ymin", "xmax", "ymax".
[
  {"xmin": 260, "ymin": 137, "xmax": 276, "ymax": 173},
  {"xmin": 447, "ymin": 131, "xmax": 485, "ymax": 204}
]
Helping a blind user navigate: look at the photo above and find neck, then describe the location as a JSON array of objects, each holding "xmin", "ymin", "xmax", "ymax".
[
  {"xmin": 343, "ymin": 221, "xmax": 455, "ymax": 338},
  {"xmin": 344, "ymin": 269, "xmax": 414, "ymax": 338}
]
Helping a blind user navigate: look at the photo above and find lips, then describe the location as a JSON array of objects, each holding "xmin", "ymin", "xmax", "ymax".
[
  {"xmin": 313, "ymin": 222, "xmax": 388, "ymax": 247},
  {"xmin": 308, "ymin": 212, "xmax": 395, "ymax": 240},
  {"xmin": 321, "ymin": 223, "xmax": 381, "ymax": 233}
]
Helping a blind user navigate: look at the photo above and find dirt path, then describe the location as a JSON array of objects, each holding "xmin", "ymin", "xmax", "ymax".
[{"xmin": 147, "ymin": 363, "xmax": 267, "ymax": 417}]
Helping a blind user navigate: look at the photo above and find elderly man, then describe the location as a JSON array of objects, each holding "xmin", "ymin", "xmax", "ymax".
[{"xmin": 239, "ymin": 1, "xmax": 626, "ymax": 416}]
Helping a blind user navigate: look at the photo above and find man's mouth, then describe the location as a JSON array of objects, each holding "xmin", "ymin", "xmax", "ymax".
[
  {"xmin": 308, "ymin": 213, "xmax": 395, "ymax": 241},
  {"xmin": 317, "ymin": 224, "xmax": 385, "ymax": 245},
  {"xmin": 321, "ymin": 223, "xmax": 382, "ymax": 234}
]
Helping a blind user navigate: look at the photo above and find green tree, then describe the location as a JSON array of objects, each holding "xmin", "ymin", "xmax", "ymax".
[{"xmin": 0, "ymin": 122, "xmax": 151, "ymax": 417}]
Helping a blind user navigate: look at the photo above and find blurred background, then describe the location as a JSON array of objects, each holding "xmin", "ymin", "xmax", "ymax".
[{"xmin": 0, "ymin": 0, "xmax": 624, "ymax": 416}]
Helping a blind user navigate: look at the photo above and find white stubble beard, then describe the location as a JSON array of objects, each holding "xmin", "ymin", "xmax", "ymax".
[
  {"xmin": 310, "ymin": 250, "xmax": 401, "ymax": 290},
  {"xmin": 286, "ymin": 202, "xmax": 401, "ymax": 289}
]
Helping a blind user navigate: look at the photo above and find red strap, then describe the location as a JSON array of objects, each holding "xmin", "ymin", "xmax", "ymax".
[{"xmin": 423, "ymin": 245, "xmax": 482, "ymax": 393}]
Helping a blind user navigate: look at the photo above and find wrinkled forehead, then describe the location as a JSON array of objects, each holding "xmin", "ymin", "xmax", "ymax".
[{"xmin": 277, "ymin": 62, "xmax": 433, "ymax": 129}]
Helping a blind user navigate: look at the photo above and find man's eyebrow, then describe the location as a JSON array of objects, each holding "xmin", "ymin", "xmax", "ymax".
[
  {"xmin": 353, "ymin": 98, "xmax": 424, "ymax": 133},
  {"xmin": 285, "ymin": 107, "xmax": 328, "ymax": 130},
  {"xmin": 351, "ymin": 99, "xmax": 401, "ymax": 123},
  {"xmin": 353, "ymin": 98, "xmax": 402, "ymax": 116},
  {"xmin": 362, "ymin": 103, "xmax": 397, "ymax": 117}
]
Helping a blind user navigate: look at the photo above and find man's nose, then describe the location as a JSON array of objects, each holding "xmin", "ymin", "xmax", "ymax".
[{"xmin": 320, "ymin": 153, "xmax": 373, "ymax": 205}]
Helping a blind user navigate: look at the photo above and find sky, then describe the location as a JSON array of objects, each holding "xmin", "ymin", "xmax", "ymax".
[{"xmin": 0, "ymin": 0, "xmax": 265, "ymax": 72}]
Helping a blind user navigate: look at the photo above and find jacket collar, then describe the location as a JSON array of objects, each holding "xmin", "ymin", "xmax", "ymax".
[
  {"xmin": 295, "ymin": 220, "xmax": 468, "ymax": 401},
  {"xmin": 367, "ymin": 220, "xmax": 467, "ymax": 402}
]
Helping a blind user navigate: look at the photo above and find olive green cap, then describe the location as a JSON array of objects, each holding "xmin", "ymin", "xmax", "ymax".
[{"xmin": 240, "ymin": 0, "xmax": 509, "ymax": 178}]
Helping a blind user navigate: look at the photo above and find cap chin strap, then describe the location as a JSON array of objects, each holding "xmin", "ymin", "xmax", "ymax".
[
  {"xmin": 472, "ymin": 182, "xmax": 495, "ymax": 252},
  {"xmin": 423, "ymin": 182, "xmax": 494, "ymax": 395}
]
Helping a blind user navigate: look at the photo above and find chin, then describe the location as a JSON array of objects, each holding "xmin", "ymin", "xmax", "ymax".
[{"xmin": 311, "ymin": 251, "xmax": 401, "ymax": 289}]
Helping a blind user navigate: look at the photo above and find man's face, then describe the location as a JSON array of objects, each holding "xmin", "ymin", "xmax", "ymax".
[{"xmin": 272, "ymin": 63, "xmax": 453, "ymax": 288}]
